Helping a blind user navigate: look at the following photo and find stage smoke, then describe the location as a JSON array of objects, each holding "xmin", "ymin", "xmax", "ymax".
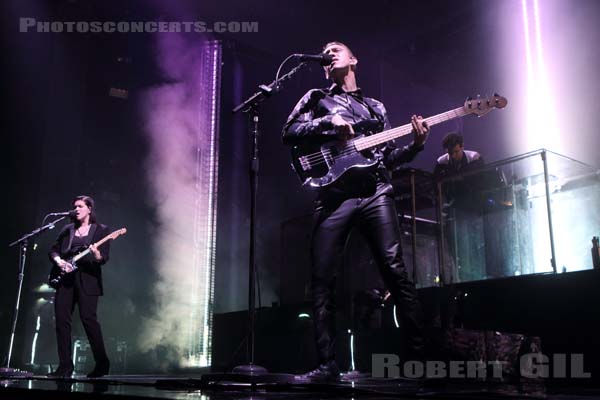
[{"xmin": 139, "ymin": 33, "xmax": 220, "ymax": 369}]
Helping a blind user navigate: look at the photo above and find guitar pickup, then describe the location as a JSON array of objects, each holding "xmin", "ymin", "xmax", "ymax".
[{"xmin": 322, "ymin": 148, "xmax": 334, "ymax": 168}]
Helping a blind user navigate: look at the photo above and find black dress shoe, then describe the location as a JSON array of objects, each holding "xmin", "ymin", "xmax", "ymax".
[
  {"xmin": 86, "ymin": 360, "xmax": 110, "ymax": 378},
  {"xmin": 47, "ymin": 365, "xmax": 74, "ymax": 378},
  {"xmin": 295, "ymin": 361, "xmax": 340, "ymax": 383}
]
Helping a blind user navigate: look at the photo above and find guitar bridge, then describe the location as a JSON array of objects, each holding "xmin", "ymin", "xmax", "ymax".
[{"xmin": 298, "ymin": 155, "xmax": 311, "ymax": 171}]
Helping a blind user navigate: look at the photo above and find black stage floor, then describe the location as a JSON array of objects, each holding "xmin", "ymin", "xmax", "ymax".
[
  {"xmin": 4, "ymin": 271, "xmax": 600, "ymax": 399},
  {"xmin": 1, "ymin": 373, "xmax": 598, "ymax": 400}
]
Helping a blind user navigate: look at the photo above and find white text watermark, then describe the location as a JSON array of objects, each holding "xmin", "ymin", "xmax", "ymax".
[
  {"xmin": 19, "ymin": 18, "xmax": 259, "ymax": 34},
  {"xmin": 372, "ymin": 353, "xmax": 591, "ymax": 379}
]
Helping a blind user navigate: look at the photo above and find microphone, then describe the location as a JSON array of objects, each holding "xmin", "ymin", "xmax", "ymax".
[
  {"xmin": 49, "ymin": 210, "xmax": 77, "ymax": 217},
  {"xmin": 293, "ymin": 53, "xmax": 334, "ymax": 66}
]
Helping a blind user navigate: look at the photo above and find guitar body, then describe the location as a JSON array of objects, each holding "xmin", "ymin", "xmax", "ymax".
[
  {"xmin": 48, "ymin": 258, "xmax": 77, "ymax": 289},
  {"xmin": 290, "ymin": 119, "xmax": 382, "ymax": 188},
  {"xmin": 291, "ymin": 138, "xmax": 379, "ymax": 188}
]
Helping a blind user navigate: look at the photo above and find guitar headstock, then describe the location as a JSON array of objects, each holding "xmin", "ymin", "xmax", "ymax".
[
  {"xmin": 108, "ymin": 228, "xmax": 127, "ymax": 240},
  {"xmin": 463, "ymin": 93, "xmax": 508, "ymax": 117}
]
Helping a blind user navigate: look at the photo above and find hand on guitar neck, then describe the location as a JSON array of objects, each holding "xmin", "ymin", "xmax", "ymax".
[
  {"xmin": 411, "ymin": 114, "xmax": 429, "ymax": 147},
  {"xmin": 89, "ymin": 243, "xmax": 103, "ymax": 261}
]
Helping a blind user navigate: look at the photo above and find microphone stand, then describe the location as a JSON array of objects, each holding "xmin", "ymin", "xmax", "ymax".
[
  {"xmin": 1, "ymin": 216, "xmax": 67, "ymax": 377},
  {"xmin": 201, "ymin": 61, "xmax": 309, "ymax": 387}
]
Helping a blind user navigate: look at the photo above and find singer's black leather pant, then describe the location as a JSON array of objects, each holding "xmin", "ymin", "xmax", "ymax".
[{"xmin": 310, "ymin": 187, "xmax": 424, "ymax": 364}]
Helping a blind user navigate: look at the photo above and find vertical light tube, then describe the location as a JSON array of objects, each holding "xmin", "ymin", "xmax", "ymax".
[
  {"xmin": 187, "ymin": 40, "xmax": 221, "ymax": 367},
  {"xmin": 348, "ymin": 329, "xmax": 356, "ymax": 372},
  {"xmin": 30, "ymin": 315, "xmax": 41, "ymax": 365}
]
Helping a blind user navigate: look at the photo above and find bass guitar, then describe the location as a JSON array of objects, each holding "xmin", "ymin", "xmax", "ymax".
[{"xmin": 290, "ymin": 94, "xmax": 507, "ymax": 188}]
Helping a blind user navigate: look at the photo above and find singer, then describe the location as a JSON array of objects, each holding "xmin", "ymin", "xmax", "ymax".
[
  {"xmin": 282, "ymin": 42, "xmax": 430, "ymax": 382},
  {"xmin": 47, "ymin": 195, "xmax": 111, "ymax": 378}
]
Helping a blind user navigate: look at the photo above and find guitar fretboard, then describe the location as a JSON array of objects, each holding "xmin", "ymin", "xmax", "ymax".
[
  {"xmin": 71, "ymin": 228, "xmax": 126, "ymax": 263},
  {"xmin": 354, "ymin": 106, "xmax": 468, "ymax": 151}
]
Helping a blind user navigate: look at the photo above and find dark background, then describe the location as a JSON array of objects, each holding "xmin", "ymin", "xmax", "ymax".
[{"xmin": 2, "ymin": 0, "xmax": 599, "ymax": 373}]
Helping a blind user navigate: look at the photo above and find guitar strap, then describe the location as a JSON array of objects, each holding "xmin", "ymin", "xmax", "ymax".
[
  {"xmin": 85, "ymin": 224, "xmax": 98, "ymax": 247},
  {"xmin": 350, "ymin": 93, "xmax": 385, "ymax": 133}
]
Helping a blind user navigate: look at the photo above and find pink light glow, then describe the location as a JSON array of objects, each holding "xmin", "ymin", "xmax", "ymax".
[{"xmin": 521, "ymin": 0, "xmax": 560, "ymax": 153}]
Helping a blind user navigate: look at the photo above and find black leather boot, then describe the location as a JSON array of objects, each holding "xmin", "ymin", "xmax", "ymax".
[
  {"xmin": 295, "ymin": 360, "xmax": 340, "ymax": 383},
  {"xmin": 86, "ymin": 359, "xmax": 110, "ymax": 378},
  {"xmin": 47, "ymin": 364, "xmax": 74, "ymax": 378}
]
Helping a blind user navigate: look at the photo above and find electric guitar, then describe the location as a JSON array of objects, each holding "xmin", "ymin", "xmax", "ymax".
[
  {"xmin": 49, "ymin": 227, "xmax": 127, "ymax": 289},
  {"xmin": 290, "ymin": 94, "xmax": 507, "ymax": 188}
]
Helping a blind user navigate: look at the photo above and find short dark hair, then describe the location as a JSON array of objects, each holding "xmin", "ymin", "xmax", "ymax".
[
  {"xmin": 322, "ymin": 41, "xmax": 355, "ymax": 57},
  {"xmin": 72, "ymin": 195, "xmax": 97, "ymax": 223},
  {"xmin": 442, "ymin": 132, "xmax": 463, "ymax": 150}
]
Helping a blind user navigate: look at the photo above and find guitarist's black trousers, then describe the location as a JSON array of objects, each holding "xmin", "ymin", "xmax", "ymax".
[
  {"xmin": 311, "ymin": 183, "xmax": 425, "ymax": 364},
  {"xmin": 54, "ymin": 271, "xmax": 109, "ymax": 369}
]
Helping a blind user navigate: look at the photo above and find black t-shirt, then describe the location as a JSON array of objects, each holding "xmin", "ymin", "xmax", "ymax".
[{"xmin": 69, "ymin": 234, "xmax": 89, "ymax": 258}]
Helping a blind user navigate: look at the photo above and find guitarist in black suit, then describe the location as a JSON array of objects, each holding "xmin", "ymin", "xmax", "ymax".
[
  {"xmin": 47, "ymin": 195, "xmax": 111, "ymax": 378},
  {"xmin": 282, "ymin": 41, "xmax": 430, "ymax": 382}
]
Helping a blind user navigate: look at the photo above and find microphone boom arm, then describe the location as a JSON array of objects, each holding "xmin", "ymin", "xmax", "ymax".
[
  {"xmin": 9, "ymin": 216, "xmax": 67, "ymax": 248},
  {"xmin": 233, "ymin": 58, "xmax": 309, "ymax": 114}
]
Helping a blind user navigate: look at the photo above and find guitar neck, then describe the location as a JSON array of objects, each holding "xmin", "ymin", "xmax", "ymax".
[
  {"xmin": 354, "ymin": 106, "xmax": 468, "ymax": 151},
  {"xmin": 71, "ymin": 235, "xmax": 112, "ymax": 263},
  {"xmin": 72, "ymin": 248, "xmax": 90, "ymax": 263}
]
